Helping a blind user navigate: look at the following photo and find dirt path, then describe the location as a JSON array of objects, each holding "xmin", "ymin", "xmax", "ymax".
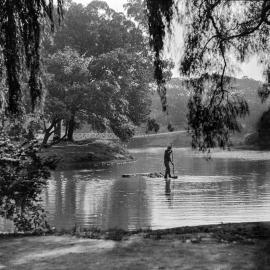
[{"xmin": 1, "ymin": 231, "xmax": 269, "ymax": 270}]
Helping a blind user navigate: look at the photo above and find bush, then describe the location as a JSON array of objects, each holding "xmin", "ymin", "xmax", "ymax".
[
  {"xmin": 0, "ymin": 131, "xmax": 53, "ymax": 232},
  {"xmin": 146, "ymin": 119, "xmax": 160, "ymax": 133},
  {"xmin": 110, "ymin": 122, "xmax": 135, "ymax": 142}
]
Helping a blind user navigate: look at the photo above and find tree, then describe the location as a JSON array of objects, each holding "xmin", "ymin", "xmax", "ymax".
[
  {"xmin": 44, "ymin": 2, "xmax": 159, "ymax": 142},
  {"xmin": 88, "ymin": 48, "xmax": 153, "ymax": 126},
  {"xmin": 145, "ymin": 0, "xmax": 270, "ymax": 150},
  {"xmin": 0, "ymin": 0, "xmax": 64, "ymax": 116},
  {"xmin": 45, "ymin": 46, "xmax": 153, "ymax": 142},
  {"xmin": 124, "ymin": 0, "xmax": 149, "ymax": 32},
  {"xmin": 48, "ymin": 1, "xmax": 145, "ymax": 57},
  {"xmin": 42, "ymin": 96, "xmax": 70, "ymax": 145},
  {"xmin": 0, "ymin": 56, "xmax": 7, "ymax": 115},
  {"xmin": 44, "ymin": 47, "xmax": 91, "ymax": 142}
]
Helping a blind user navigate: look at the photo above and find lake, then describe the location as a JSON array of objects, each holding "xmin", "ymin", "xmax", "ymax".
[{"xmin": 41, "ymin": 146, "xmax": 270, "ymax": 231}]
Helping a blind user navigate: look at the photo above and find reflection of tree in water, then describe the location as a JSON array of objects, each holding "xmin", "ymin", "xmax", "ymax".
[
  {"xmin": 44, "ymin": 150, "xmax": 270, "ymax": 231},
  {"xmin": 47, "ymin": 171, "xmax": 116, "ymax": 230},
  {"xmin": 214, "ymin": 160, "xmax": 270, "ymax": 202},
  {"xmin": 180, "ymin": 154, "xmax": 270, "ymax": 206},
  {"xmin": 105, "ymin": 177, "xmax": 151, "ymax": 230},
  {"xmin": 76, "ymin": 178, "xmax": 114, "ymax": 229},
  {"xmin": 49, "ymin": 171, "xmax": 77, "ymax": 231}
]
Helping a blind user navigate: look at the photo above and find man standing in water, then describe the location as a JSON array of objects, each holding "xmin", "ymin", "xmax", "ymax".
[{"xmin": 164, "ymin": 145, "xmax": 173, "ymax": 179}]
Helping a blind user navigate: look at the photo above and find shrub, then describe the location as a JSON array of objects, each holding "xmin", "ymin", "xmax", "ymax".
[
  {"xmin": 146, "ymin": 119, "xmax": 160, "ymax": 133},
  {"xmin": 0, "ymin": 131, "xmax": 53, "ymax": 232}
]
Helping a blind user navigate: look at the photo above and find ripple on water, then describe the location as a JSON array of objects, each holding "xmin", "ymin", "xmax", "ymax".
[
  {"xmin": 25, "ymin": 148, "xmax": 270, "ymax": 231},
  {"xmin": 206, "ymin": 150, "xmax": 270, "ymax": 161},
  {"xmin": 144, "ymin": 175, "xmax": 240, "ymax": 183},
  {"xmin": 176, "ymin": 175, "xmax": 241, "ymax": 183}
]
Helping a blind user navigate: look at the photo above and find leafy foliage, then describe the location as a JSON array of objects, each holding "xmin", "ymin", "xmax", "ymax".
[
  {"xmin": 49, "ymin": 1, "xmax": 145, "ymax": 56},
  {"xmin": 145, "ymin": 0, "xmax": 177, "ymax": 111},
  {"xmin": 146, "ymin": 0, "xmax": 270, "ymax": 150},
  {"xmin": 125, "ymin": 0, "xmax": 175, "ymax": 112},
  {"xmin": 43, "ymin": 2, "xmax": 159, "ymax": 142},
  {"xmin": 124, "ymin": 0, "xmax": 148, "ymax": 31},
  {"xmin": 44, "ymin": 47, "xmax": 91, "ymax": 142},
  {"xmin": 0, "ymin": 130, "xmax": 53, "ymax": 232},
  {"xmin": 146, "ymin": 118, "xmax": 160, "ymax": 133},
  {"xmin": 0, "ymin": 0, "xmax": 64, "ymax": 115},
  {"xmin": 88, "ymin": 48, "xmax": 153, "ymax": 126},
  {"xmin": 187, "ymin": 74, "xmax": 248, "ymax": 150}
]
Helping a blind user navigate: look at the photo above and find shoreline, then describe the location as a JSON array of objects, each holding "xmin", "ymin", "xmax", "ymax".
[
  {"xmin": 4, "ymin": 138, "xmax": 268, "ymax": 268},
  {"xmin": 39, "ymin": 134, "xmax": 270, "ymax": 171},
  {"xmin": 40, "ymin": 139, "xmax": 134, "ymax": 170},
  {"xmin": 1, "ymin": 221, "xmax": 269, "ymax": 269},
  {"xmin": 1, "ymin": 221, "xmax": 269, "ymax": 241}
]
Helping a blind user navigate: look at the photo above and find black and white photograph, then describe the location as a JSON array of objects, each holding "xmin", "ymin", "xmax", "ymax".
[{"xmin": 1, "ymin": 0, "xmax": 270, "ymax": 269}]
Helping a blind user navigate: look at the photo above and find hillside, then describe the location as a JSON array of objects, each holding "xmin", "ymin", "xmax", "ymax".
[
  {"xmin": 150, "ymin": 78, "xmax": 190, "ymax": 132},
  {"xmin": 150, "ymin": 76, "xmax": 267, "ymax": 135},
  {"xmin": 76, "ymin": 76, "xmax": 267, "ymax": 141}
]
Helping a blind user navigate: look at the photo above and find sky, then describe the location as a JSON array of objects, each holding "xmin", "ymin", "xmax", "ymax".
[
  {"xmin": 73, "ymin": 0, "xmax": 265, "ymax": 82},
  {"xmin": 73, "ymin": 0, "xmax": 126, "ymax": 12}
]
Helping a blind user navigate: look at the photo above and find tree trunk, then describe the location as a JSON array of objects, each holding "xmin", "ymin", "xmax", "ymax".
[
  {"xmin": 64, "ymin": 120, "xmax": 68, "ymax": 138},
  {"xmin": 67, "ymin": 114, "xmax": 75, "ymax": 141},
  {"xmin": 42, "ymin": 120, "xmax": 55, "ymax": 146},
  {"xmin": 42, "ymin": 129, "xmax": 52, "ymax": 146},
  {"xmin": 53, "ymin": 120, "xmax": 62, "ymax": 141}
]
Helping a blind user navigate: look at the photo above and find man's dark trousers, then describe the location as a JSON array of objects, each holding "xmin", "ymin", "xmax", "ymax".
[{"xmin": 164, "ymin": 162, "xmax": 171, "ymax": 179}]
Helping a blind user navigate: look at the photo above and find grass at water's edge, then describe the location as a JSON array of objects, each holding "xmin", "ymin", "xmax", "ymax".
[
  {"xmin": 39, "ymin": 133, "xmax": 268, "ymax": 171},
  {"xmin": 1, "ymin": 222, "xmax": 270, "ymax": 243},
  {"xmin": 64, "ymin": 222, "xmax": 270, "ymax": 243},
  {"xmin": 40, "ymin": 138, "xmax": 134, "ymax": 170}
]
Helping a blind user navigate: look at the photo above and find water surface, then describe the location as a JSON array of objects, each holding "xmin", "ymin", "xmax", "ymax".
[{"xmin": 43, "ymin": 147, "xmax": 270, "ymax": 231}]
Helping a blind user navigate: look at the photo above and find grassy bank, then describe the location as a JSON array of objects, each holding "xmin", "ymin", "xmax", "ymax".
[
  {"xmin": 40, "ymin": 139, "xmax": 133, "ymax": 170},
  {"xmin": 128, "ymin": 130, "xmax": 191, "ymax": 148},
  {"xmin": 128, "ymin": 130, "xmax": 263, "ymax": 151},
  {"xmin": 40, "ymin": 131, "xmax": 260, "ymax": 171},
  {"xmin": 1, "ymin": 222, "xmax": 270, "ymax": 269},
  {"xmin": 69, "ymin": 222, "xmax": 270, "ymax": 243}
]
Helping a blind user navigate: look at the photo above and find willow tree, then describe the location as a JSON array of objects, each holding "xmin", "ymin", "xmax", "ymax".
[
  {"xmin": 146, "ymin": 0, "xmax": 270, "ymax": 150},
  {"xmin": 0, "ymin": 0, "xmax": 64, "ymax": 116}
]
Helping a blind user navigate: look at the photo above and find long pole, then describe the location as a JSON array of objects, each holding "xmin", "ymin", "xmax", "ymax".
[{"xmin": 171, "ymin": 147, "xmax": 175, "ymax": 203}]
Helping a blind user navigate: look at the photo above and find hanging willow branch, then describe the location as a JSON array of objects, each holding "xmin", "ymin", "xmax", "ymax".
[
  {"xmin": 0, "ymin": 0, "xmax": 64, "ymax": 116},
  {"xmin": 145, "ymin": 0, "xmax": 176, "ymax": 111},
  {"xmin": 146, "ymin": 0, "xmax": 270, "ymax": 150}
]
